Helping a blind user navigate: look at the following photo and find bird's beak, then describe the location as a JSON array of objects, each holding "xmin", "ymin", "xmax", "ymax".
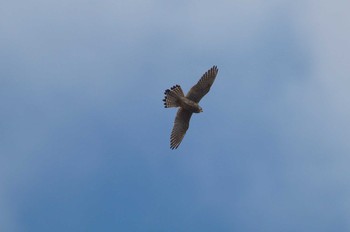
[{"xmin": 200, "ymin": 109, "xmax": 203, "ymax": 112}]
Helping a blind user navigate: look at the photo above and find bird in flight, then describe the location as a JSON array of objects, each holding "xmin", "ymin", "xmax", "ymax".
[{"xmin": 163, "ymin": 65, "xmax": 219, "ymax": 149}]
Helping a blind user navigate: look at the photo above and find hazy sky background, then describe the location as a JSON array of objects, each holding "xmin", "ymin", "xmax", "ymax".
[{"xmin": 1, "ymin": 1, "xmax": 350, "ymax": 231}]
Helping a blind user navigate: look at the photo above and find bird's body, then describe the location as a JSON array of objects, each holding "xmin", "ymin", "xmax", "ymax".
[
  {"xmin": 163, "ymin": 66, "xmax": 218, "ymax": 149},
  {"xmin": 178, "ymin": 97, "xmax": 202, "ymax": 113}
]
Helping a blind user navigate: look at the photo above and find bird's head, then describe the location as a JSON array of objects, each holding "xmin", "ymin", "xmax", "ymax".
[{"xmin": 193, "ymin": 104, "xmax": 203, "ymax": 113}]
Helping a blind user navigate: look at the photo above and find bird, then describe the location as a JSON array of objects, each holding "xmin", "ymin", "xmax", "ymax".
[{"xmin": 163, "ymin": 65, "xmax": 219, "ymax": 149}]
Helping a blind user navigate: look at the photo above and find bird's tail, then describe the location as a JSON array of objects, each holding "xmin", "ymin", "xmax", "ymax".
[{"xmin": 163, "ymin": 85, "xmax": 185, "ymax": 108}]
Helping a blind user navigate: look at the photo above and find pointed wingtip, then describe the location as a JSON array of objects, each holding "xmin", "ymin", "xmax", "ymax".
[{"xmin": 170, "ymin": 143, "xmax": 179, "ymax": 150}]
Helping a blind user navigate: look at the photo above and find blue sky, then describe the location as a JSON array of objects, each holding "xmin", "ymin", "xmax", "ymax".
[{"xmin": 1, "ymin": 1, "xmax": 350, "ymax": 231}]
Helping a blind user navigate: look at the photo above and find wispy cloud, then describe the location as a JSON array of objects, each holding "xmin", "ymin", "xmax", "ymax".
[{"xmin": 1, "ymin": 1, "xmax": 350, "ymax": 231}]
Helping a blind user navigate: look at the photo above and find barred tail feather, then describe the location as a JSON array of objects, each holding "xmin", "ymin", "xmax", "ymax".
[
  {"xmin": 170, "ymin": 84, "xmax": 185, "ymax": 97},
  {"xmin": 163, "ymin": 85, "xmax": 184, "ymax": 108}
]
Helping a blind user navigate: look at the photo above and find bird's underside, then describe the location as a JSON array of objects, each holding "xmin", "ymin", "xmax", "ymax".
[{"xmin": 163, "ymin": 65, "xmax": 218, "ymax": 149}]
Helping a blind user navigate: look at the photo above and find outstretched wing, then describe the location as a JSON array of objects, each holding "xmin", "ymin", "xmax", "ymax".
[
  {"xmin": 170, "ymin": 108, "xmax": 193, "ymax": 149},
  {"xmin": 186, "ymin": 65, "xmax": 218, "ymax": 103}
]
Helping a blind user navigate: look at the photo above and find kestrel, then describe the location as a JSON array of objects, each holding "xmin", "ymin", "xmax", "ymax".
[{"xmin": 163, "ymin": 65, "xmax": 219, "ymax": 149}]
